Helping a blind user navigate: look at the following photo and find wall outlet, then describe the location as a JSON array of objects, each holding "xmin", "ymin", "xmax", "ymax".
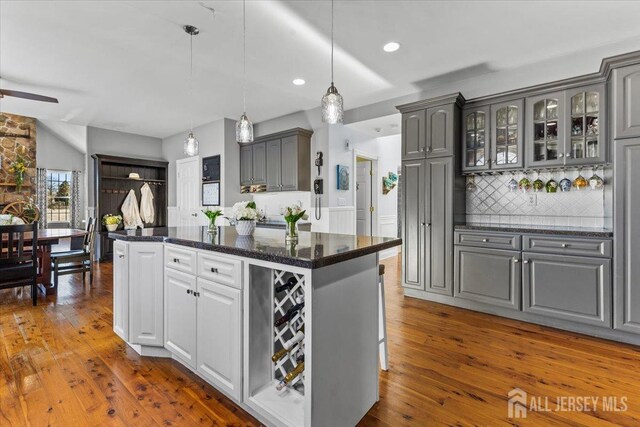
[{"xmin": 527, "ymin": 194, "xmax": 537, "ymax": 206}]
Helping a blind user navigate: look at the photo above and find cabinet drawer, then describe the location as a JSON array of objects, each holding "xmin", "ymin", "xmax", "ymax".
[
  {"xmin": 523, "ymin": 235, "xmax": 612, "ymax": 258},
  {"xmin": 165, "ymin": 245, "xmax": 197, "ymax": 275},
  {"xmin": 197, "ymin": 252, "xmax": 242, "ymax": 289},
  {"xmin": 455, "ymin": 231, "xmax": 521, "ymax": 250}
]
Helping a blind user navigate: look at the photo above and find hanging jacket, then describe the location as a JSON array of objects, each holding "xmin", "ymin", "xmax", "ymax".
[
  {"xmin": 140, "ymin": 183, "xmax": 155, "ymax": 224},
  {"xmin": 121, "ymin": 189, "xmax": 144, "ymax": 229}
]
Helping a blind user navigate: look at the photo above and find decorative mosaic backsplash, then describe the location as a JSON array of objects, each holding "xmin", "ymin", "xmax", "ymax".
[{"xmin": 466, "ymin": 170, "xmax": 608, "ymax": 228}]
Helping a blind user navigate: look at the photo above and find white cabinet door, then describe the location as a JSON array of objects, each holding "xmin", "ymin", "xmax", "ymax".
[
  {"xmin": 165, "ymin": 268, "xmax": 197, "ymax": 368},
  {"xmin": 129, "ymin": 243, "xmax": 164, "ymax": 346},
  {"xmin": 196, "ymin": 278, "xmax": 242, "ymax": 401},
  {"xmin": 112, "ymin": 241, "xmax": 129, "ymax": 341}
]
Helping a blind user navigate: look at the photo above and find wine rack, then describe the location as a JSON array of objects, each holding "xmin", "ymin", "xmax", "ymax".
[{"xmin": 273, "ymin": 269, "xmax": 305, "ymax": 394}]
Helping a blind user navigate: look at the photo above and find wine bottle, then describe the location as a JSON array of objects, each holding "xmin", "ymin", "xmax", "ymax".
[
  {"xmin": 271, "ymin": 329, "xmax": 305, "ymax": 362},
  {"xmin": 275, "ymin": 277, "xmax": 298, "ymax": 294},
  {"xmin": 276, "ymin": 362, "xmax": 305, "ymax": 391},
  {"xmin": 274, "ymin": 302, "xmax": 305, "ymax": 327}
]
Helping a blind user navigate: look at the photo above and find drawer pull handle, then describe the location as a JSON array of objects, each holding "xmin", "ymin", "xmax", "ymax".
[
  {"xmin": 210, "ymin": 267, "xmax": 218, "ymax": 273},
  {"xmin": 482, "ymin": 238, "xmax": 489, "ymax": 243},
  {"xmin": 561, "ymin": 243, "xmax": 569, "ymax": 248}
]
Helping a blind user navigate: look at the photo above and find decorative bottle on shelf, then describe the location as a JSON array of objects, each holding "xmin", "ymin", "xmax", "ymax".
[
  {"xmin": 276, "ymin": 362, "xmax": 305, "ymax": 391},
  {"xmin": 271, "ymin": 328, "xmax": 305, "ymax": 362},
  {"xmin": 274, "ymin": 302, "xmax": 305, "ymax": 327},
  {"xmin": 275, "ymin": 277, "xmax": 298, "ymax": 294}
]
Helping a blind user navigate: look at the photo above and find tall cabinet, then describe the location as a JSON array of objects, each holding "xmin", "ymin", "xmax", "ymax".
[{"xmin": 399, "ymin": 94, "xmax": 466, "ymax": 297}]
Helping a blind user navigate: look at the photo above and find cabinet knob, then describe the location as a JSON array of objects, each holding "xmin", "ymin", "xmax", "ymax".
[
  {"xmin": 482, "ymin": 238, "xmax": 489, "ymax": 243},
  {"xmin": 426, "ymin": 147, "xmax": 431, "ymax": 152},
  {"xmin": 186, "ymin": 289, "xmax": 192, "ymax": 294},
  {"xmin": 419, "ymin": 147, "xmax": 425, "ymax": 152},
  {"xmin": 523, "ymin": 260, "xmax": 530, "ymax": 264},
  {"xmin": 566, "ymin": 152, "xmax": 572, "ymax": 158},
  {"xmin": 210, "ymin": 267, "xmax": 218, "ymax": 273},
  {"xmin": 561, "ymin": 243, "xmax": 569, "ymax": 248},
  {"xmin": 559, "ymin": 153, "xmax": 564, "ymax": 158},
  {"xmin": 174, "ymin": 258, "xmax": 180, "ymax": 263},
  {"xmin": 118, "ymin": 255, "xmax": 125, "ymax": 259},
  {"xmin": 513, "ymin": 259, "xmax": 520, "ymax": 263}
]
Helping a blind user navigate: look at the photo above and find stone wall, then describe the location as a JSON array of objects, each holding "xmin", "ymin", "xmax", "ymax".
[{"xmin": 0, "ymin": 112, "xmax": 37, "ymax": 204}]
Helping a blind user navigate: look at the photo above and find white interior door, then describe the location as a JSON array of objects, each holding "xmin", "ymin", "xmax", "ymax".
[
  {"xmin": 356, "ymin": 160, "xmax": 372, "ymax": 236},
  {"xmin": 177, "ymin": 157, "xmax": 201, "ymax": 227}
]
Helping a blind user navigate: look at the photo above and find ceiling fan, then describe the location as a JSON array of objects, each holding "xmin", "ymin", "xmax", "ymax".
[{"xmin": 0, "ymin": 88, "xmax": 58, "ymax": 103}]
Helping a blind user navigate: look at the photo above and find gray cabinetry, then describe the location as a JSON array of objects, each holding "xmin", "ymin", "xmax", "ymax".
[
  {"xmin": 614, "ymin": 138, "xmax": 640, "ymax": 333},
  {"xmin": 613, "ymin": 64, "xmax": 640, "ymax": 139},
  {"xmin": 564, "ymin": 84, "xmax": 606, "ymax": 165},
  {"xmin": 265, "ymin": 139, "xmax": 281, "ymax": 191},
  {"xmin": 461, "ymin": 105, "xmax": 491, "ymax": 172},
  {"xmin": 426, "ymin": 104, "xmax": 455, "ymax": 158},
  {"xmin": 491, "ymin": 99, "xmax": 524, "ymax": 170},
  {"xmin": 401, "ymin": 159, "xmax": 425, "ymax": 290},
  {"xmin": 526, "ymin": 91, "xmax": 566, "ymax": 167},
  {"xmin": 401, "ymin": 110, "xmax": 426, "ymax": 160},
  {"xmin": 454, "ymin": 246, "xmax": 521, "ymax": 310},
  {"xmin": 523, "ymin": 252, "xmax": 611, "ymax": 327},
  {"xmin": 239, "ymin": 128, "xmax": 312, "ymax": 192}
]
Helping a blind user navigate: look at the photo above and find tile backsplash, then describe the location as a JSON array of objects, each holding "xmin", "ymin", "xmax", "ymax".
[{"xmin": 466, "ymin": 170, "xmax": 608, "ymax": 228}]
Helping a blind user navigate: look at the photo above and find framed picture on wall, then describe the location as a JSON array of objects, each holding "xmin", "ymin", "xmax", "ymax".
[
  {"xmin": 202, "ymin": 181, "xmax": 220, "ymax": 206},
  {"xmin": 336, "ymin": 165, "xmax": 349, "ymax": 190}
]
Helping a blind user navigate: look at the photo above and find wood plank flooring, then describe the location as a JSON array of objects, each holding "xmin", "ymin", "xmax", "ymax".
[{"xmin": 2, "ymin": 255, "xmax": 640, "ymax": 426}]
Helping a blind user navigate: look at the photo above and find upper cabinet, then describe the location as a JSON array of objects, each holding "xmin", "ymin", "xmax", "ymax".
[
  {"xmin": 240, "ymin": 128, "xmax": 312, "ymax": 193},
  {"xmin": 461, "ymin": 99, "xmax": 524, "ymax": 172},
  {"xmin": 400, "ymin": 93, "xmax": 464, "ymax": 161},
  {"xmin": 526, "ymin": 84, "xmax": 606, "ymax": 168},
  {"xmin": 613, "ymin": 63, "xmax": 640, "ymax": 139}
]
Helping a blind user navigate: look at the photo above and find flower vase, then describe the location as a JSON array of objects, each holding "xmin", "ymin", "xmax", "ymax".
[
  {"xmin": 106, "ymin": 223, "xmax": 118, "ymax": 232},
  {"xmin": 235, "ymin": 220, "xmax": 256, "ymax": 236},
  {"xmin": 208, "ymin": 221, "xmax": 218, "ymax": 234},
  {"xmin": 285, "ymin": 220, "xmax": 299, "ymax": 242},
  {"xmin": 15, "ymin": 172, "xmax": 24, "ymax": 192}
]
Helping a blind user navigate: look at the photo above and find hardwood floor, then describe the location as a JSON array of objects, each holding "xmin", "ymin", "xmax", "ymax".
[{"xmin": 1, "ymin": 255, "xmax": 640, "ymax": 426}]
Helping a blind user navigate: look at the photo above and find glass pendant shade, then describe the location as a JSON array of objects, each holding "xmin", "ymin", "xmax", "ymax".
[
  {"xmin": 321, "ymin": 83, "xmax": 344, "ymax": 124},
  {"xmin": 183, "ymin": 131, "xmax": 199, "ymax": 156},
  {"xmin": 236, "ymin": 113, "xmax": 254, "ymax": 144}
]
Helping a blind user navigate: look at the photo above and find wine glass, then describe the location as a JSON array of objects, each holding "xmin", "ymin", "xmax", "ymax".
[
  {"xmin": 589, "ymin": 166, "xmax": 604, "ymax": 190},
  {"xmin": 559, "ymin": 169, "xmax": 572, "ymax": 192},
  {"xmin": 546, "ymin": 170, "xmax": 558, "ymax": 193},
  {"xmin": 573, "ymin": 167, "xmax": 588, "ymax": 191},
  {"xmin": 533, "ymin": 170, "xmax": 544, "ymax": 193},
  {"xmin": 518, "ymin": 171, "xmax": 531, "ymax": 193},
  {"xmin": 507, "ymin": 172, "xmax": 518, "ymax": 192}
]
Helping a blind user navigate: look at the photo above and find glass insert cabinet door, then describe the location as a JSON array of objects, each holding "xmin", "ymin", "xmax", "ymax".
[
  {"xmin": 462, "ymin": 105, "xmax": 490, "ymax": 171},
  {"xmin": 565, "ymin": 84, "xmax": 606, "ymax": 165},
  {"xmin": 491, "ymin": 99, "xmax": 524, "ymax": 169},
  {"xmin": 526, "ymin": 91, "xmax": 565, "ymax": 167}
]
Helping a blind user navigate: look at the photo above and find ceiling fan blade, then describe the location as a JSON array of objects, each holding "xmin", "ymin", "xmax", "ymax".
[{"xmin": 0, "ymin": 89, "xmax": 58, "ymax": 103}]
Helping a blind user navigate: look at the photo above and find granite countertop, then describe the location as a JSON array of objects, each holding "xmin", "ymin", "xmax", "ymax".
[
  {"xmin": 108, "ymin": 226, "xmax": 401, "ymax": 269},
  {"xmin": 455, "ymin": 223, "xmax": 613, "ymax": 238}
]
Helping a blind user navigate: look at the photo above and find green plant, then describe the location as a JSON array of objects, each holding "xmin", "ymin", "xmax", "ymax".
[
  {"xmin": 102, "ymin": 214, "xmax": 123, "ymax": 225},
  {"xmin": 202, "ymin": 208, "xmax": 223, "ymax": 224}
]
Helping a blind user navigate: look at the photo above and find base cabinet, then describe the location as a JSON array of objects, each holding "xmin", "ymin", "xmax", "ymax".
[
  {"xmin": 523, "ymin": 253, "xmax": 611, "ymax": 327},
  {"xmin": 113, "ymin": 241, "xmax": 129, "ymax": 341},
  {"xmin": 129, "ymin": 244, "xmax": 164, "ymax": 346},
  {"xmin": 164, "ymin": 268, "xmax": 198, "ymax": 368},
  {"xmin": 454, "ymin": 246, "xmax": 521, "ymax": 310},
  {"xmin": 197, "ymin": 278, "xmax": 242, "ymax": 401}
]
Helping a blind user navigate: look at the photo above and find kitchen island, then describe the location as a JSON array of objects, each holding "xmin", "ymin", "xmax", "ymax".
[{"xmin": 109, "ymin": 226, "xmax": 401, "ymax": 427}]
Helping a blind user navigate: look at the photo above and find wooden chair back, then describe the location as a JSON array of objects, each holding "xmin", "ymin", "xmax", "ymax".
[{"xmin": 0, "ymin": 223, "xmax": 38, "ymax": 266}]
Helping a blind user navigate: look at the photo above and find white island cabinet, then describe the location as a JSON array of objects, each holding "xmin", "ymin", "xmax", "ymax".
[{"xmin": 110, "ymin": 227, "xmax": 401, "ymax": 427}]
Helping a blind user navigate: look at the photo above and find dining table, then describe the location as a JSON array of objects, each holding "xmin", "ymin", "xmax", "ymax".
[{"xmin": 2, "ymin": 228, "xmax": 88, "ymax": 295}]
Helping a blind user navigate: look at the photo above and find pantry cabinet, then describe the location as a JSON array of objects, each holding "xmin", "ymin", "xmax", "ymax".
[{"xmin": 613, "ymin": 63, "xmax": 640, "ymax": 139}]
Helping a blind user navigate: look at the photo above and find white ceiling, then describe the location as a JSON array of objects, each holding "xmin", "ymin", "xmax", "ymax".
[{"xmin": 2, "ymin": 1, "xmax": 640, "ymax": 139}]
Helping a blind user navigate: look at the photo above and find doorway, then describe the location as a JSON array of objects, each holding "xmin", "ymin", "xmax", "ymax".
[
  {"xmin": 355, "ymin": 155, "xmax": 377, "ymax": 236},
  {"xmin": 176, "ymin": 156, "xmax": 201, "ymax": 227}
]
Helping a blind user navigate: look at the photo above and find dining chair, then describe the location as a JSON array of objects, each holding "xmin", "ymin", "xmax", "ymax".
[
  {"xmin": 0, "ymin": 223, "xmax": 39, "ymax": 305},
  {"xmin": 51, "ymin": 218, "xmax": 96, "ymax": 288}
]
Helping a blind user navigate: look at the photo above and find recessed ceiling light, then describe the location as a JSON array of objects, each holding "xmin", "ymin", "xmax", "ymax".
[
  {"xmin": 383, "ymin": 42, "xmax": 400, "ymax": 53},
  {"xmin": 293, "ymin": 78, "xmax": 306, "ymax": 86}
]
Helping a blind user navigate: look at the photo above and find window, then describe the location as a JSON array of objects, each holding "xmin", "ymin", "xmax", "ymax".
[{"xmin": 46, "ymin": 170, "xmax": 72, "ymax": 224}]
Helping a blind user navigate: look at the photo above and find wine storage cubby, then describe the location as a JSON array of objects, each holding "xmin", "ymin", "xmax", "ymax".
[{"xmin": 273, "ymin": 270, "xmax": 306, "ymax": 394}]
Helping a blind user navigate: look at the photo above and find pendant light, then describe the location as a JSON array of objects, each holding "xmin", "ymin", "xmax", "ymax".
[
  {"xmin": 321, "ymin": 0, "xmax": 343, "ymax": 124},
  {"xmin": 236, "ymin": 0, "xmax": 254, "ymax": 144},
  {"xmin": 183, "ymin": 25, "xmax": 200, "ymax": 156}
]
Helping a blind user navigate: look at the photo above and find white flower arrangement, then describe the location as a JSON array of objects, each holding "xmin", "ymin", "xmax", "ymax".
[
  {"xmin": 230, "ymin": 201, "xmax": 258, "ymax": 222},
  {"xmin": 283, "ymin": 202, "xmax": 308, "ymax": 224}
]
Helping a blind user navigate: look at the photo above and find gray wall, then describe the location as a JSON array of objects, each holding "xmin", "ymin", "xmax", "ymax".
[{"xmin": 87, "ymin": 126, "xmax": 163, "ymax": 207}]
